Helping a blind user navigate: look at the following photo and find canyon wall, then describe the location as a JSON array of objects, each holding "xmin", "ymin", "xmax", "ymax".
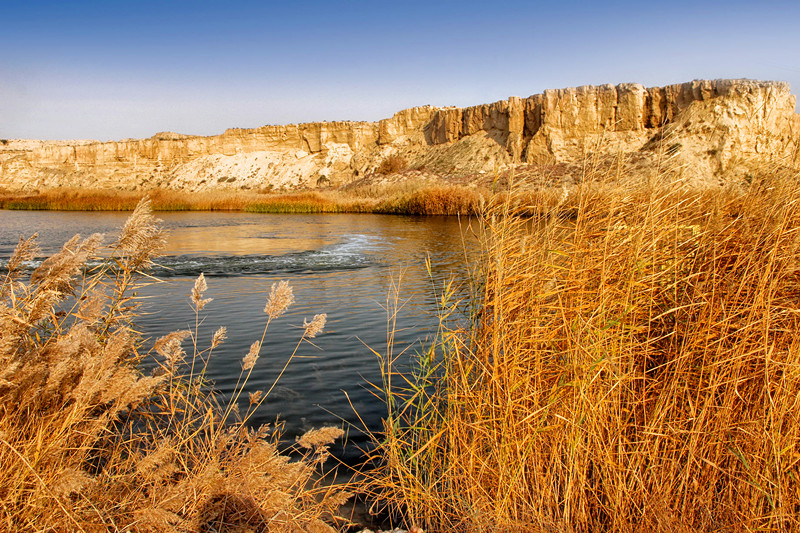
[{"xmin": 1, "ymin": 79, "xmax": 797, "ymax": 192}]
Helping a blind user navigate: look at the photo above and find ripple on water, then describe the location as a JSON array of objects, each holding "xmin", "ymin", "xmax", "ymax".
[{"xmin": 0, "ymin": 210, "xmax": 479, "ymax": 463}]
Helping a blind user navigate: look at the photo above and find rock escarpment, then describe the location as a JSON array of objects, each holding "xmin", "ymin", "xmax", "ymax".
[{"xmin": 1, "ymin": 79, "xmax": 797, "ymax": 193}]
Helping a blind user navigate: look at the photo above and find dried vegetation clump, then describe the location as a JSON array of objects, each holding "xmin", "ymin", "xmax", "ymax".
[
  {"xmin": 0, "ymin": 198, "xmax": 347, "ymax": 532},
  {"xmin": 367, "ymin": 161, "xmax": 800, "ymax": 532},
  {"xmin": 0, "ymin": 186, "xmax": 487, "ymax": 216},
  {"xmin": 0, "ymin": 188, "xmax": 374, "ymax": 213},
  {"xmin": 376, "ymin": 155, "xmax": 409, "ymax": 175}
]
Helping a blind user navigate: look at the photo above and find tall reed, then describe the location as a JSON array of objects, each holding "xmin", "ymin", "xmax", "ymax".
[
  {"xmin": 367, "ymin": 165, "xmax": 800, "ymax": 532},
  {"xmin": 0, "ymin": 198, "xmax": 348, "ymax": 532},
  {"xmin": 0, "ymin": 185, "xmax": 485, "ymax": 215}
]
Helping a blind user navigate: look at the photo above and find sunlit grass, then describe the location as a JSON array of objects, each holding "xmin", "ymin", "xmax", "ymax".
[
  {"xmin": 0, "ymin": 199, "xmax": 350, "ymax": 531},
  {"xmin": 365, "ymin": 162, "xmax": 800, "ymax": 532},
  {"xmin": 0, "ymin": 185, "xmax": 487, "ymax": 216}
]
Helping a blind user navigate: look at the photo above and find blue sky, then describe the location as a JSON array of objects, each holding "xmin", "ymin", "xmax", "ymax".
[{"xmin": 2, "ymin": 0, "xmax": 798, "ymax": 140}]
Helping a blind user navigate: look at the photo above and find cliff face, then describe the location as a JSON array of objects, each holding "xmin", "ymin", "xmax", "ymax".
[{"xmin": 1, "ymin": 79, "xmax": 797, "ymax": 193}]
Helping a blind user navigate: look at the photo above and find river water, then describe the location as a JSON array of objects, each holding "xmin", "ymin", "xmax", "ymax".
[{"xmin": 0, "ymin": 210, "xmax": 479, "ymax": 461}]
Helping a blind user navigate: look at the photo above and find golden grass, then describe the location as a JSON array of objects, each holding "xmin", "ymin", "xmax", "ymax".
[
  {"xmin": 0, "ymin": 198, "xmax": 349, "ymax": 532},
  {"xmin": 374, "ymin": 185, "xmax": 485, "ymax": 216},
  {"xmin": 376, "ymin": 155, "xmax": 409, "ymax": 175},
  {"xmin": 365, "ymin": 165, "xmax": 800, "ymax": 532},
  {"xmin": 0, "ymin": 185, "xmax": 486, "ymax": 216},
  {"xmin": 243, "ymin": 192, "xmax": 372, "ymax": 214},
  {"xmin": 0, "ymin": 188, "xmax": 348, "ymax": 212}
]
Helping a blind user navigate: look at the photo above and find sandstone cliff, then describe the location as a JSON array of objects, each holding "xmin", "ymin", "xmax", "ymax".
[{"xmin": 1, "ymin": 79, "xmax": 797, "ymax": 193}]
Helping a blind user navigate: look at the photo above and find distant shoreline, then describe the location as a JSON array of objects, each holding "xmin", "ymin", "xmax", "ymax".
[{"xmin": 0, "ymin": 184, "xmax": 486, "ymax": 216}]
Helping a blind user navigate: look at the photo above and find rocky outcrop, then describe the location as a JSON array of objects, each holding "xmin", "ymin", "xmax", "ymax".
[
  {"xmin": 1, "ymin": 79, "xmax": 797, "ymax": 193},
  {"xmin": 430, "ymin": 80, "xmax": 797, "ymax": 174}
]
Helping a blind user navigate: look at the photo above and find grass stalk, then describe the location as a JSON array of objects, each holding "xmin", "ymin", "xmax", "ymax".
[
  {"xmin": 365, "ymin": 161, "xmax": 800, "ymax": 532},
  {"xmin": 0, "ymin": 197, "xmax": 348, "ymax": 532}
]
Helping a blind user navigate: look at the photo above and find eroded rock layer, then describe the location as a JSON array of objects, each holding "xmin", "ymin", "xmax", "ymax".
[{"xmin": 1, "ymin": 79, "xmax": 797, "ymax": 192}]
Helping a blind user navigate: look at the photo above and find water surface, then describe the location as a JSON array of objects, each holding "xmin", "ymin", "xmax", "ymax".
[{"xmin": 0, "ymin": 210, "xmax": 478, "ymax": 461}]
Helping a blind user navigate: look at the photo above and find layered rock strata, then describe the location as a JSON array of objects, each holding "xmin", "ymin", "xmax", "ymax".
[{"xmin": 1, "ymin": 79, "xmax": 796, "ymax": 192}]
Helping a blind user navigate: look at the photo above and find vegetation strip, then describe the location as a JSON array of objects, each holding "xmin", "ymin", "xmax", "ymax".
[
  {"xmin": 365, "ymin": 163, "xmax": 800, "ymax": 531},
  {"xmin": 0, "ymin": 184, "xmax": 487, "ymax": 216}
]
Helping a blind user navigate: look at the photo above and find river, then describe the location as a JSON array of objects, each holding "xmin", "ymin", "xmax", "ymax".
[{"xmin": 0, "ymin": 210, "xmax": 479, "ymax": 462}]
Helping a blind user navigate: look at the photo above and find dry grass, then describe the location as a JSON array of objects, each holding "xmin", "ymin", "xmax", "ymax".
[
  {"xmin": 365, "ymin": 163, "xmax": 800, "ymax": 532},
  {"xmin": 0, "ymin": 198, "xmax": 349, "ymax": 532},
  {"xmin": 0, "ymin": 185, "xmax": 486, "ymax": 215},
  {"xmin": 377, "ymin": 155, "xmax": 409, "ymax": 175},
  {"xmin": 0, "ymin": 188, "xmax": 357, "ymax": 212},
  {"xmin": 374, "ymin": 185, "xmax": 484, "ymax": 216},
  {"xmin": 243, "ymin": 192, "xmax": 373, "ymax": 214}
]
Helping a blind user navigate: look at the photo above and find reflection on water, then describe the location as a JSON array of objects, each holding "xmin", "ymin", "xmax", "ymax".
[{"xmin": 0, "ymin": 210, "xmax": 479, "ymax": 462}]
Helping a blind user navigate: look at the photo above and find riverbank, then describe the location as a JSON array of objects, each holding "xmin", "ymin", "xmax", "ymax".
[
  {"xmin": 0, "ymin": 200, "xmax": 357, "ymax": 532},
  {"xmin": 0, "ymin": 181, "xmax": 486, "ymax": 215},
  {"xmin": 364, "ymin": 161, "xmax": 800, "ymax": 531},
  {"xmin": 3, "ymin": 157, "xmax": 800, "ymax": 531}
]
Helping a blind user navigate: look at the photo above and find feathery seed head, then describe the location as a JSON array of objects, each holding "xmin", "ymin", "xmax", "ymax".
[
  {"xmin": 303, "ymin": 314, "xmax": 327, "ymax": 338},
  {"xmin": 191, "ymin": 273, "xmax": 213, "ymax": 311},
  {"xmin": 30, "ymin": 233, "xmax": 104, "ymax": 295},
  {"xmin": 249, "ymin": 390, "xmax": 264, "ymax": 405},
  {"xmin": 242, "ymin": 341, "xmax": 260, "ymax": 370},
  {"xmin": 153, "ymin": 330, "xmax": 191, "ymax": 366},
  {"xmin": 115, "ymin": 196, "xmax": 166, "ymax": 269},
  {"xmin": 297, "ymin": 426, "xmax": 344, "ymax": 449},
  {"xmin": 211, "ymin": 326, "xmax": 227, "ymax": 349},
  {"xmin": 77, "ymin": 294, "xmax": 104, "ymax": 325},
  {"xmin": 264, "ymin": 280, "xmax": 294, "ymax": 319},
  {"xmin": 51, "ymin": 468, "xmax": 94, "ymax": 498},
  {"xmin": 6, "ymin": 234, "xmax": 39, "ymax": 275}
]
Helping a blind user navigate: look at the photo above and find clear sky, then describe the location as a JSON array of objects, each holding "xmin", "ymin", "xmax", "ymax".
[{"xmin": 2, "ymin": 0, "xmax": 798, "ymax": 141}]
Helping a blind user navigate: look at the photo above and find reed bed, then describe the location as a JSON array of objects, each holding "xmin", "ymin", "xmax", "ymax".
[
  {"xmin": 243, "ymin": 192, "xmax": 372, "ymax": 214},
  {"xmin": 374, "ymin": 185, "xmax": 484, "ymax": 216},
  {"xmin": 366, "ymin": 166, "xmax": 800, "ymax": 532},
  {"xmin": 0, "ymin": 188, "xmax": 257, "ymax": 211},
  {"xmin": 0, "ymin": 198, "xmax": 348, "ymax": 532},
  {"xmin": 0, "ymin": 185, "xmax": 485, "ymax": 215}
]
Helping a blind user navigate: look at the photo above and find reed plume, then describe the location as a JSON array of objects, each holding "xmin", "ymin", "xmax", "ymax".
[
  {"xmin": 367, "ymin": 161, "xmax": 800, "ymax": 532},
  {"xmin": 0, "ymin": 199, "xmax": 346, "ymax": 531}
]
